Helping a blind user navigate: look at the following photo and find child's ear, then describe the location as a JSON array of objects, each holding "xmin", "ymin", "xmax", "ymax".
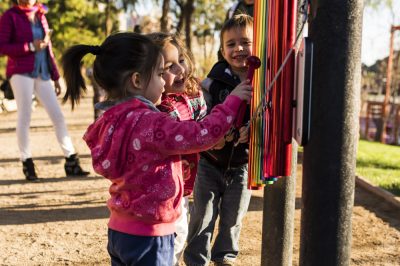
[
  {"xmin": 131, "ymin": 72, "xmax": 142, "ymax": 89},
  {"xmin": 220, "ymin": 48, "xmax": 226, "ymax": 59}
]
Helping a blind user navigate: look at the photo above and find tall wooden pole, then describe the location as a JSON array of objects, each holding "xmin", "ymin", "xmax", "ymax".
[
  {"xmin": 381, "ymin": 25, "xmax": 400, "ymax": 143},
  {"xmin": 300, "ymin": 0, "xmax": 363, "ymax": 264},
  {"xmin": 261, "ymin": 145, "xmax": 297, "ymax": 266}
]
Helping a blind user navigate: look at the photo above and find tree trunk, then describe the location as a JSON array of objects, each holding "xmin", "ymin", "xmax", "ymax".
[
  {"xmin": 160, "ymin": 0, "xmax": 170, "ymax": 32},
  {"xmin": 105, "ymin": 0, "xmax": 113, "ymax": 36},
  {"xmin": 174, "ymin": 0, "xmax": 184, "ymax": 34},
  {"xmin": 184, "ymin": 0, "xmax": 194, "ymax": 50}
]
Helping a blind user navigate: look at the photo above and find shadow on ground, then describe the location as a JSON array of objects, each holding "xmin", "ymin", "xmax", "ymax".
[
  {"xmin": 354, "ymin": 186, "xmax": 400, "ymax": 231},
  {"xmin": 0, "ymin": 205, "xmax": 109, "ymax": 225}
]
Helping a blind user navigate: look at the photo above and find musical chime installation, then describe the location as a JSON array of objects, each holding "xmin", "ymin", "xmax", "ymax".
[{"xmin": 246, "ymin": 0, "xmax": 313, "ymax": 189}]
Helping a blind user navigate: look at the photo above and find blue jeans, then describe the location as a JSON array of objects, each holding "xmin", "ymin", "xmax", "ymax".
[
  {"xmin": 107, "ymin": 229, "xmax": 174, "ymax": 266},
  {"xmin": 183, "ymin": 157, "xmax": 252, "ymax": 266}
]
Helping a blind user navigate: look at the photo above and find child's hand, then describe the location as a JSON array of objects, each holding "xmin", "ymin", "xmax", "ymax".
[
  {"xmin": 224, "ymin": 127, "xmax": 236, "ymax": 142},
  {"xmin": 225, "ymin": 132, "xmax": 234, "ymax": 142},
  {"xmin": 212, "ymin": 136, "xmax": 226, "ymax": 150},
  {"xmin": 33, "ymin": 39, "xmax": 48, "ymax": 51},
  {"xmin": 230, "ymin": 79, "xmax": 252, "ymax": 103},
  {"xmin": 237, "ymin": 126, "xmax": 249, "ymax": 144}
]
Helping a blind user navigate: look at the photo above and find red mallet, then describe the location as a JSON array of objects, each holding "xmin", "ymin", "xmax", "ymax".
[
  {"xmin": 234, "ymin": 56, "xmax": 262, "ymax": 129},
  {"xmin": 246, "ymin": 56, "xmax": 262, "ymax": 81}
]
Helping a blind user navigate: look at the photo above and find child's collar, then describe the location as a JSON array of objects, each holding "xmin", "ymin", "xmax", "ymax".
[
  {"xmin": 227, "ymin": 65, "xmax": 248, "ymax": 81},
  {"xmin": 133, "ymin": 95, "xmax": 160, "ymax": 112},
  {"xmin": 94, "ymin": 95, "xmax": 160, "ymax": 112}
]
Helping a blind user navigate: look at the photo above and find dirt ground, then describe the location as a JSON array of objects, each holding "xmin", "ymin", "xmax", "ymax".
[{"xmin": 0, "ymin": 94, "xmax": 399, "ymax": 266}]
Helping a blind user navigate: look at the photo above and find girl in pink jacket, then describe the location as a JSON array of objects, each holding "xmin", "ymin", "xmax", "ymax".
[{"xmin": 61, "ymin": 32, "xmax": 252, "ymax": 266}]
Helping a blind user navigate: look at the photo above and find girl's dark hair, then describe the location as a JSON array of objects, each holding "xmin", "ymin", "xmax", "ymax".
[
  {"xmin": 62, "ymin": 32, "xmax": 161, "ymax": 109},
  {"xmin": 147, "ymin": 32, "xmax": 200, "ymax": 96},
  {"xmin": 220, "ymin": 13, "xmax": 253, "ymax": 48}
]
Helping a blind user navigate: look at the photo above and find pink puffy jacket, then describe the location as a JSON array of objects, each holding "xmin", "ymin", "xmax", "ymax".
[{"xmin": 83, "ymin": 95, "xmax": 242, "ymax": 236}]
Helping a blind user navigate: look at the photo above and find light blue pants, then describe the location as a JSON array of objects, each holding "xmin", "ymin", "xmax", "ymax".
[{"xmin": 184, "ymin": 157, "xmax": 252, "ymax": 266}]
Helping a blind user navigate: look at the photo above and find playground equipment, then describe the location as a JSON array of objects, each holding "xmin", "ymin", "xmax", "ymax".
[
  {"xmin": 247, "ymin": 0, "xmax": 362, "ymax": 264},
  {"xmin": 248, "ymin": 0, "xmax": 313, "ymax": 188},
  {"xmin": 381, "ymin": 25, "xmax": 400, "ymax": 143},
  {"xmin": 364, "ymin": 101, "xmax": 400, "ymax": 144}
]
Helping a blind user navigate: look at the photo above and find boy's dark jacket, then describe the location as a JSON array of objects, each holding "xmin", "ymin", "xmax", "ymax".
[{"xmin": 201, "ymin": 60, "xmax": 250, "ymax": 169}]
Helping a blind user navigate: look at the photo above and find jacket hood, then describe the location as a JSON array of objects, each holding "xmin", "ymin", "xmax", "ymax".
[{"xmin": 84, "ymin": 98, "xmax": 148, "ymax": 178}]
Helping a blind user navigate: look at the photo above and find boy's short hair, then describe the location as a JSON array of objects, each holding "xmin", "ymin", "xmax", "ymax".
[{"xmin": 220, "ymin": 13, "xmax": 253, "ymax": 47}]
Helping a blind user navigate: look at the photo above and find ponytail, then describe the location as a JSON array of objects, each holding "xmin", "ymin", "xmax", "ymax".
[
  {"xmin": 62, "ymin": 45, "xmax": 100, "ymax": 109},
  {"xmin": 62, "ymin": 32, "xmax": 161, "ymax": 109}
]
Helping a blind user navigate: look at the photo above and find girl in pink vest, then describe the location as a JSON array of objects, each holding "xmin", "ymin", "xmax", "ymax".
[
  {"xmin": 61, "ymin": 32, "xmax": 252, "ymax": 265},
  {"xmin": 148, "ymin": 32, "xmax": 207, "ymax": 266}
]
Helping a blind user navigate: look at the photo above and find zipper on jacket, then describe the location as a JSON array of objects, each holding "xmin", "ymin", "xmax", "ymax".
[{"xmin": 223, "ymin": 129, "xmax": 240, "ymax": 179}]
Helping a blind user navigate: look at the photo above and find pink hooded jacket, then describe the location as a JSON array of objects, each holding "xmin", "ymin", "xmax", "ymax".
[{"xmin": 83, "ymin": 95, "xmax": 242, "ymax": 236}]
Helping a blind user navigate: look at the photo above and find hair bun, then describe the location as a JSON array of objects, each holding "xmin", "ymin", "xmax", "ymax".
[{"xmin": 90, "ymin": 45, "xmax": 102, "ymax": 55}]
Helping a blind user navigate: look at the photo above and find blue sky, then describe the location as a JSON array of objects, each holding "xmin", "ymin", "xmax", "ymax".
[{"xmin": 362, "ymin": 0, "xmax": 400, "ymax": 66}]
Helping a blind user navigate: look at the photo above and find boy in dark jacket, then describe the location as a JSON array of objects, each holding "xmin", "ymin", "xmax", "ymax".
[{"xmin": 184, "ymin": 14, "xmax": 254, "ymax": 266}]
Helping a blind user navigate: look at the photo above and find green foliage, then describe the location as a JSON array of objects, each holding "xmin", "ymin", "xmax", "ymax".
[
  {"xmin": 0, "ymin": 1, "xmax": 14, "ymax": 13},
  {"xmin": 0, "ymin": 57, "xmax": 6, "ymax": 80},
  {"xmin": 43, "ymin": 0, "xmax": 104, "ymax": 65},
  {"xmin": 356, "ymin": 140, "xmax": 400, "ymax": 196},
  {"xmin": 0, "ymin": 0, "xmax": 234, "ymax": 79},
  {"xmin": 362, "ymin": 49, "xmax": 400, "ymax": 96},
  {"xmin": 0, "ymin": 0, "xmax": 107, "ymax": 72},
  {"xmin": 191, "ymin": 0, "xmax": 234, "ymax": 77},
  {"xmin": 364, "ymin": 0, "xmax": 393, "ymax": 10},
  {"xmin": 0, "ymin": 1, "xmax": 15, "ymax": 79},
  {"xmin": 193, "ymin": 0, "xmax": 228, "ymax": 40}
]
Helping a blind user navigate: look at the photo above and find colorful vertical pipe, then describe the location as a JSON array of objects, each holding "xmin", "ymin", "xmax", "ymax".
[
  {"xmin": 248, "ymin": 0, "xmax": 267, "ymax": 188},
  {"xmin": 248, "ymin": 0, "xmax": 297, "ymax": 188}
]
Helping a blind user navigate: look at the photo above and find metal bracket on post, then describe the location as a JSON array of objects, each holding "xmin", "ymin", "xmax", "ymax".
[{"xmin": 293, "ymin": 37, "xmax": 313, "ymax": 146}]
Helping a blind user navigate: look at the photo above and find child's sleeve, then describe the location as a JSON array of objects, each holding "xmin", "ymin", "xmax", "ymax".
[{"xmin": 137, "ymin": 95, "xmax": 242, "ymax": 156}]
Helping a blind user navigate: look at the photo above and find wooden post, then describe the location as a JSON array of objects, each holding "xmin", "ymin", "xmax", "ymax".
[
  {"xmin": 261, "ymin": 142, "xmax": 297, "ymax": 266},
  {"xmin": 300, "ymin": 0, "xmax": 363, "ymax": 264}
]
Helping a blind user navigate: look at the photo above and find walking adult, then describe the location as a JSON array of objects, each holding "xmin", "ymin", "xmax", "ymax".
[{"xmin": 0, "ymin": 0, "xmax": 89, "ymax": 181}]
